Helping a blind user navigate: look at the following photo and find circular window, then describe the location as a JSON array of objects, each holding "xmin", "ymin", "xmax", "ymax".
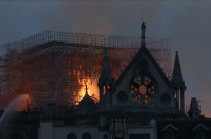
[{"xmin": 130, "ymin": 73, "xmax": 157, "ymax": 105}]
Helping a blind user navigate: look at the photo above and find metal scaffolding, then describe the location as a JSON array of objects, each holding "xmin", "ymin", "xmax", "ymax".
[{"xmin": 0, "ymin": 31, "xmax": 171, "ymax": 111}]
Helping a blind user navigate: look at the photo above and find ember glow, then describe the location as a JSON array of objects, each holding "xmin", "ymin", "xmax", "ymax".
[
  {"xmin": 0, "ymin": 38, "xmax": 170, "ymax": 110},
  {"xmin": 77, "ymin": 78, "xmax": 100, "ymax": 103}
]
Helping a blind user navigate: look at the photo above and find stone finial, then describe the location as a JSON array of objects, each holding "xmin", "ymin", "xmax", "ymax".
[
  {"xmin": 141, "ymin": 22, "xmax": 146, "ymax": 47},
  {"xmin": 142, "ymin": 22, "xmax": 146, "ymax": 39}
]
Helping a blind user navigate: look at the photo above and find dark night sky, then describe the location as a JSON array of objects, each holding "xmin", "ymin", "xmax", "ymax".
[{"xmin": 0, "ymin": 1, "xmax": 211, "ymax": 117}]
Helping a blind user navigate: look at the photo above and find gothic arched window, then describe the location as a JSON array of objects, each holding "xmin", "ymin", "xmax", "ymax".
[
  {"xmin": 67, "ymin": 133, "xmax": 77, "ymax": 139},
  {"xmin": 82, "ymin": 133, "xmax": 92, "ymax": 139}
]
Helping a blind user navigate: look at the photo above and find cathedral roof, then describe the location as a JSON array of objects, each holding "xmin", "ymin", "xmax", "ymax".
[
  {"xmin": 78, "ymin": 86, "xmax": 96, "ymax": 109},
  {"xmin": 114, "ymin": 44, "xmax": 172, "ymax": 88}
]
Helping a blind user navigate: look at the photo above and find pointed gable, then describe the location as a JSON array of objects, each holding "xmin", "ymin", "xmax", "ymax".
[
  {"xmin": 112, "ymin": 44, "xmax": 176, "ymax": 108},
  {"xmin": 193, "ymin": 123, "xmax": 209, "ymax": 131},
  {"xmin": 78, "ymin": 93, "xmax": 96, "ymax": 108},
  {"xmin": 161, "ymin": 124, "xmax": 178, "ymax": 131},
  {"xmin": 115, "ymin": 46, "xmax": 171, "ymax": 88},
  {"xmin": 78, "ymin": 86, "xmax": 96, "ymax": 109}
]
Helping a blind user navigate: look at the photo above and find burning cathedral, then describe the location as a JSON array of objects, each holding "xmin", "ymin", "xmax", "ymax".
[{"xmin": 0, "ymin": 22, "xmax": 211, "ymax": 139}]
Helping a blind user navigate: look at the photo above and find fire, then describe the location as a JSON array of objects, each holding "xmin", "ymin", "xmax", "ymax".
[{"xmin": 77, "ymin": 78, "xmax": 100, "ymax": 103}]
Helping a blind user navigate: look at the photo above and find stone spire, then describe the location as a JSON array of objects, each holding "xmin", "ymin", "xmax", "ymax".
[
  {"xmin": 171, "ymin": 51, "xmax": 186, "ymax": 113},
  {"xmin": 99, "ymin": 49, "xmax": 114, "ymax": 86},
  {"xmin": 171, "ymin": 51, "xmax": 185, "ymax": 88},
  {"xmin": 98, "ymin": 49, "xmax": 114, "ymax": 111},
  {"xmin": 141, "ymin": 22, "xmax": 146, "ymax": 48},
  {"xmin": 188, "ymin": 97, "xmax": 201, "ymax": 119}
]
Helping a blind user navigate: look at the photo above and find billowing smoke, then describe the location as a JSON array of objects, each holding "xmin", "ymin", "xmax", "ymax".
[{"xmin": 0, "ymin": 1, "xmax": 211, "ymax": 117}]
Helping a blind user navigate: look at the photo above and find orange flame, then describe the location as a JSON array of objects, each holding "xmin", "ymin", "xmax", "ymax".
[{"xmin": 77, "ymin": 78, "xmax": 100, "ymax": 103}]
